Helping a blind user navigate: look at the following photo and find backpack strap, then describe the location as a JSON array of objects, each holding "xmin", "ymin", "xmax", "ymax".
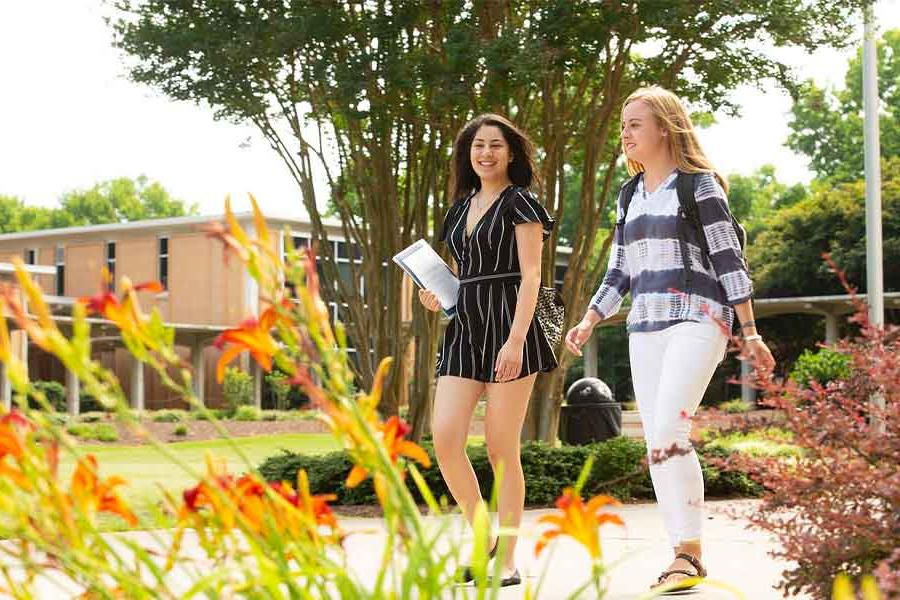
[
  {"xmin": 675, "ymin": 172, "xmax": 712, "ymax": 296},
  {"xmin": 616, "ymin": 173, "xmax": 643, "ymax": 230}
]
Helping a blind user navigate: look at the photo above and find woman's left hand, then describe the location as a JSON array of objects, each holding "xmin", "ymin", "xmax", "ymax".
[
  {"xmin": 494, "ymin": 338, "xmax": 524, "ymax": 383},
  {"xmin": 744, "ymin": 338, "xmax": 776, "ymax": 373}
]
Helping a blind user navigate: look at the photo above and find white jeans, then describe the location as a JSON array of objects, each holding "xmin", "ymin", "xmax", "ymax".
[{"xmin": 629, "ymin": 321, "xmax": 728, "ymax": 547}]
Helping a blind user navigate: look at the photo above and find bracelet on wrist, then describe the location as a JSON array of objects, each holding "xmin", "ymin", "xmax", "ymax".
[
  {"xmin": 740, "ymin": 320, "xmax": 756, "ymax": 330},
  {"xmin": 743, "ymin": 333, "xmax": 762, "ymax": 343}
]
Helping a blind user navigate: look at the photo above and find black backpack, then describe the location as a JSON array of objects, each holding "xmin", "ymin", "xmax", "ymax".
[{"xmin": 616, "ymin": 171, "xmax": 747, "ymax": 299}]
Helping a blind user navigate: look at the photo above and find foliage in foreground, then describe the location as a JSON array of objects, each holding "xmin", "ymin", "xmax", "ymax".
[
  {"xmin": 0, "ymin": 199, "xmax": 630, "ymax": 599},
  {"xmin": 712, "ymin": 261, "xmax": 899, "ymax": 599}
]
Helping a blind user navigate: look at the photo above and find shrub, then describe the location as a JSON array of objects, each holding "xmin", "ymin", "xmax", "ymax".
[
  {"xmin": 713, "ymin": 285, "xmax": 899, "ymax": 598},
  {"xmin": 173, "ymin": 424, "xmax": 188, "ymax": 437},
  {"xmin": 719, "ymin": 398, "xmax": 753, "ymax": 414},
  {"xmin": 77, "ymin": 412, "xmax": 107, "ymax": 423},
  {"xmin": 93, "ymin": 424, "xmax": 119, "ymax": 442},
  {"xmin": 31, "ymin": 381, "xmax": 67, "ymax": 412},
  {"xmin": 265, "ymin": 372, "xmax": 291, "ymax": 411},
  {"xmin": 234, "ymin": 406, "xmax": 261, "ymax": 421},
  {"xmin": 223, "ymin": 367, "xmax": 253, "ymax": 414},
  {"xmin": 46, "ymin": 413, "xmax": 68, "ymax": 427},
  {"xmin": 66, "ymin": 423, "xmax": 119, "ymax": 442},
  {"xmin": 192, "ymin": 408, "xmax": 230, "ymax": 421},
  {"xmin": 151, "ymin": 409, "xmax": 188, "ymax": 423},
  {"xmin": 66, "ymin": 423, "xmax": 93, "ymax": 440},
  {"xmin": 789, "ymin": 347, "xmax": 851, "ymax": 388},
  {"xmin": 258, "ymin": 437, "xmax": 763, "ymax": 507},
  {"xmin": 79, "ymin": 392, "xmax": 111, "ymax": 413}
]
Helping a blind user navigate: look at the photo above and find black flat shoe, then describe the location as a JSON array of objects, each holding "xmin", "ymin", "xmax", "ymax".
[
  {"xmin": 456, "ymin": 539, "xmax": 498, "ymax": 583},
  {"xmin": 489, "ymin": 568, "xmax": 521, "ymax": 587}
]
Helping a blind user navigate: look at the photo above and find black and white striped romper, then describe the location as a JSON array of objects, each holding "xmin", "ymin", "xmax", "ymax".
[{"xmin": 435, "ymin": 185, "xmax": 559, "ymax": 383}]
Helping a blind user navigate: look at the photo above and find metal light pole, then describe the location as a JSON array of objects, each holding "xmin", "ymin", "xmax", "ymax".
[
  {"xmin": 863, "ymin": 1, "xmax": 885, "ymax": 433},
  {"xmin": 863, "ymin": 1, "xmax": 883, "ymax": 327}
]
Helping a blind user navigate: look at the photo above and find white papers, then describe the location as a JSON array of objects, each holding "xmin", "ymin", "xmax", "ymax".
[{"xmin": 392, "ymin": 239, "xmax": 459, "ymax": 318}]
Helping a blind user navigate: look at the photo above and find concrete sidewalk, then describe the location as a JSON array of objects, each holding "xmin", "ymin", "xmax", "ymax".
[
  {"xmin": 335, "ymin": 499, "xmax": 798, "ymax": 599},
  {"xmin": 9, "ymin": 499, "xmax": 801, "ymax": 599}
]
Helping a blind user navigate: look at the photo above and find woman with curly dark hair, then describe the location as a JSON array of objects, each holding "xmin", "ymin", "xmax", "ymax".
[{"xmin": 419, "ymin": 113, "xmax": 557, "ymax": 587}]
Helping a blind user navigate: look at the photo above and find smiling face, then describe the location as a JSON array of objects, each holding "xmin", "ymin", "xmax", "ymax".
[
  {"xmin": 621, "ymin": 99, "xmax": 667, "ymax": 165},
  {"xmin": 470, "ymin": 125, "xmax": 513, "ymax": 182}
]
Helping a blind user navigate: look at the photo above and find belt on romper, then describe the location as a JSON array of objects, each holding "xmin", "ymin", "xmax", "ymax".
[{"xmin": 459, "ymin": 272, "xmax": 521, "ymax": 286}]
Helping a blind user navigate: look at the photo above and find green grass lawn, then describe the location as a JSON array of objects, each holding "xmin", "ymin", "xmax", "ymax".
[
  {"xmin": 57, "ymin": 433, "xmax": 485, "ymax": 531},
  {"xmin": 58, "ymin": 433, "xmax": 342, "ymax": 530}
]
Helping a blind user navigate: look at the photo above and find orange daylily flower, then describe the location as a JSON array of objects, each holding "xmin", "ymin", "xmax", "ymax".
[
  {"xmin": 0, "ymin": 409, "xmax": 35, "ymax": 488},
  {"xmin": 346, "ymin": 416, "xmax": 432, "ymax": 488},
  {"xmin": 203, "ymin": 195, "xmax": 282, "ymax": 277},
  {"xmin": 534, "ymin": 488, "xmax": 624, "ymax": 559},
  {"xmin": 69, "ymin": 455, "xmax": 138, "ymax": 526},
  {"xmin": 80, "ymin": 275, "xmax": 164, "ymax": 351},
  {"xmin": 177, "ymin": 457, "xmax": 341, "ymax": 546},
  {"xmin": 270, "ymin": 469, "xmax": 340, "ymax": 534},
  {"xmin": 0, "ymin": 409, "xmax": 34, "ymax": 457},
  {"xmin": 213, "ymin": 306, "xmax": 281, "ymax": 382}
]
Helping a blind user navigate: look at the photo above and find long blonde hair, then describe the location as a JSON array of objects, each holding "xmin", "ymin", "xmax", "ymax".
[{"xmin": 621, "ymin": 86, "xmax": 728, "ymax": 193}]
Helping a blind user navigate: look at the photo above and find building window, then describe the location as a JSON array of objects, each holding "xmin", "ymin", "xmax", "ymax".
[
  {"xmin": 55, "ymin": 245, "xmax": 65, "ymax": 296},
  {"xmin": 23, "ymin": 249, "xmax": 36, "ymax": 265},
  {"xmin": 158, "ymin": 237, "xmax": 169, "ymax": 290},
  {"xmin": 106, "ymin": 242, "xmax": 116, "ymax": 291}
]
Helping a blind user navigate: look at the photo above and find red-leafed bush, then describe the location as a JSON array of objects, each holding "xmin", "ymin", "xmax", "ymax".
[{"xmin": 713, "ymin": 264, "xmax": 899, "ymax": 599}]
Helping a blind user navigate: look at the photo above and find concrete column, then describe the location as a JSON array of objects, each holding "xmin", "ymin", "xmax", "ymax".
[
  {"xmin": 191, "ymin": 338, "xmax": 205, "ymax": 408},
  {"xmin": 741, "ymin": 358, "xmax": 757, "ymax": 407},
  {"xmin": 824, "ymin": 312, "xmax": 839, "ymax": 345},
  {"xmin": 252, "ymin": 361, "xmax": 263, "ymax": 411},
  {"xmin": 66, "ymin": 369, "xmax": 80, "ymax": 416},
  {"xmin": 130, "ymin": 357, "xmax": 144, "ymax": 412},
  {"xmin": 583, "ymin": 334, "xmax": 599, "ymax": 379},
  {"xmin": 0, "ymin": 362, "xmax": 11, "ymax": 411}
]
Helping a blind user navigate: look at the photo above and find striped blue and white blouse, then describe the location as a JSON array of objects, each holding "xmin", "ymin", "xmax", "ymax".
[{"xmin": 589, "ymin": 170, "xmax": 752, "ymax": 333}]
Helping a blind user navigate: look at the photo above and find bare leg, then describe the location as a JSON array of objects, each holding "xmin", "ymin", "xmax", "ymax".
[
  {"xmin": 484, "ymin": 373, "xmax": 537, "ymax": 573},
  {"xmin": 431, "ymin": 376, "xmax": 486, "ymax": 531}
]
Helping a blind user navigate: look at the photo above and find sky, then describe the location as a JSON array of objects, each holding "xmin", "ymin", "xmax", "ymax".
[{"xmin": 1, "ymin": 1, "xmax": 898, "ymax": 219}]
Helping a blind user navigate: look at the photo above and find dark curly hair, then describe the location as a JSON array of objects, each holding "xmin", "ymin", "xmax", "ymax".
[{"xmin": 449, "ymin": 113, "xmax": 540, "ymax": 202}]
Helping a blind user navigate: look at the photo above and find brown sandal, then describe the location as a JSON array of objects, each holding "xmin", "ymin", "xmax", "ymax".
[{"xmin": 652, "ymin": 553, "xmax": 707, "ymax": 593}]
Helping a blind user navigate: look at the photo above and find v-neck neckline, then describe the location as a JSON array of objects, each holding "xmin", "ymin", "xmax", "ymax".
[
  {"xmin": 464, "ymin": 185, "xmax": 511, "ymax": 241},
  {"xmin": 639, "ymin": 170, "xmax": 678, "ymax": 196}
]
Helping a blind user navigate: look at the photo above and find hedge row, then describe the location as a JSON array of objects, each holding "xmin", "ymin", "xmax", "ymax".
[{"xmin": 258, "ymin": 437, "xmax": 762, "ymax": 506}]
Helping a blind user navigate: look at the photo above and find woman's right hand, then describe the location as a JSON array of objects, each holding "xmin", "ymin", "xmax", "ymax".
[
  {"xmin": 418, "ymin": 288, "xmax": 442, "ymax": 312},
  {"xmin": 565, "ymin": 313, "xmax": 600, "ymax": 356}
]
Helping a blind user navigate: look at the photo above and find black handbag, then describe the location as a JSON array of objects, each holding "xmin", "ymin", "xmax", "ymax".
[{"xmin": 536, "ymin": 285, "xmax": 565, "ymax": 349}]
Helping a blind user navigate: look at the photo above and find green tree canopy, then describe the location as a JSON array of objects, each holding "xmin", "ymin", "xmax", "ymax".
[
  {"xmin": 0, "ymin": 176, "xmax": 197, "ymax": 234},
  {"xmin": 726, "ymin": 165, "xmax": 808, "ymax": 237},
  {"xmin": 747, "ymin": 156, "xmax": 900, "ymax": 297},
  {"xmin": 111, "ymin": 0, "xmax": 866, "ymax": 440},
  {"xmin": 786, "ymin": 28, "xmax": 899, "ymax": 183}
]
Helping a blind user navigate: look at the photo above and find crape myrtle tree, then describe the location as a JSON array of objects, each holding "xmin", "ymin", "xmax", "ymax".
[{"xmin": 112, "ymin": 0, "xmax": 864, "ymax": 442}]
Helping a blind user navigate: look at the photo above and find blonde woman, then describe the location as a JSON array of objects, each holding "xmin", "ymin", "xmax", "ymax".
[{"xmin": 565, "ymin": 86, "xmax": 775, "ymax": 593}]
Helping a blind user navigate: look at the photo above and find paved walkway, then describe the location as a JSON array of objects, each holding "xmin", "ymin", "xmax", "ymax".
[
  {"xmin": 9, "ymin": 500, "xmax": 802, "ymax": 599},
  {"xmin": 337, "ymin": 499, "xmax": 799, "ymax": 600}
]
